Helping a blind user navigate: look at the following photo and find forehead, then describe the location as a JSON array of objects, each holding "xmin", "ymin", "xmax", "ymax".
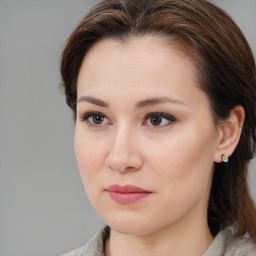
[
  {"xmin": 77, "ymin": 36, "xmax": 213, "ymax": 121},
  {"xmin": 77, "ymin": 36, "xmax": 198, "ymax": 92}
]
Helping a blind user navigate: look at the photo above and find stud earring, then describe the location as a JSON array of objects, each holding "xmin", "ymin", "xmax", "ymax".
[{"xmin": 222, "ymin": 154, "xmax": 228, "ymax": 163}]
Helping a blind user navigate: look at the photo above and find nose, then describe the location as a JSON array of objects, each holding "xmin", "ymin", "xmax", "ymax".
[{"xmin": 105, "ymin": 127, "xmax": 143, "ymax": 174}]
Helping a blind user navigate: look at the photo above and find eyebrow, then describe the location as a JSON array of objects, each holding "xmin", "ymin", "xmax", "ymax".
[
  {"xmin": 135, "ymin": 97, "xmax": 187, "ymax": 108},
  {"xmin": 76, "ymin": 96, "xmax": 186, "ymax": 108},
  {"xmin": 77, "ymin": 96, "xmax": 109, "ymax": 107}
]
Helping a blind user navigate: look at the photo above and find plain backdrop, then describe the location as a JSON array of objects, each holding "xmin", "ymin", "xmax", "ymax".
[{"xmin": 0, "ymin": 1, "xmax": 255, "ymax": 255}]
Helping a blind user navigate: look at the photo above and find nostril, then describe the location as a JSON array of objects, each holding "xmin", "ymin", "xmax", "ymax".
[
  {"xmin": 105, "ymin": 139, "xmax": 143, "ymax": 173},
  {"xmin": 107, "ymin": 161, "xmax": 142, "ymax": 173},
  {"xmin": 108, "ymin": 165, "xmax": 114, "ymax": 171}
]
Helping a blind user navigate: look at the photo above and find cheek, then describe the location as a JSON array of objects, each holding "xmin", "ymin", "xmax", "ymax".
[
  {"xmin": 144, "ymin": 131, "xmax": 215, "ymax": 220},
  {"xmin": 74, "ymin": 129, "xmax": 106, "ymax": 190},
  {"xmin": 144, "ymin": 123, "xmax": 216, "ymax": 190}
]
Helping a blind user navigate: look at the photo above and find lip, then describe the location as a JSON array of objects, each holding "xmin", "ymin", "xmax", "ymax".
[{"xmin": 105, "ymin": 184, "xmax": 152, "ymax": 204}]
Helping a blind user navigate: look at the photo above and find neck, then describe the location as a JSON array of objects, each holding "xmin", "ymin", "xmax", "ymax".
[{"xmin": 105, "ymin": 211, "xmax": 213, "ymax": 256}]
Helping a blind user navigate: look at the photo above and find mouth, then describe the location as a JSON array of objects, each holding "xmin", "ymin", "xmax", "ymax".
[{"xmin": 105, "ymin": 184, "xmax": 152, "ymax": 204}]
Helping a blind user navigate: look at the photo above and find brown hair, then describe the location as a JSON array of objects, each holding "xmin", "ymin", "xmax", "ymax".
[{"xmin": 60, "ymin": 0, "xmax": 256, "ymax": 241}]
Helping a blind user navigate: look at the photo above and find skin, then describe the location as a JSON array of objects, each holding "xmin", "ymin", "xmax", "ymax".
[{"xmin": 74, "ymin": 36, "xmax": 244, "ymax": 256}]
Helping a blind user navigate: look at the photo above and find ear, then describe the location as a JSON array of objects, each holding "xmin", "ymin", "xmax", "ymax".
[{"xmin": 214, "ymin": 105, "xmax": 245, "ymax": 163}]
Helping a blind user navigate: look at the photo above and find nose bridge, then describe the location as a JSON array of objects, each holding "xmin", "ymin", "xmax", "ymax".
[
  {"xmin": 114, "ymin": 124, "xmax": 132, "ymax": 150},
  {"xmin": 106, "ymin": 123, "xmax": 142, "ymax": 172}
]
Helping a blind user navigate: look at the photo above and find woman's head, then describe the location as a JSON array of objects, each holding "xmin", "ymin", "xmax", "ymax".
[
  {"xmin": 74, "ymin": 35, "xmax": 226, "ymax": 236},
  {"xmin": 61, "ymin": 0, "xmax": 256, "ymax": 239}
]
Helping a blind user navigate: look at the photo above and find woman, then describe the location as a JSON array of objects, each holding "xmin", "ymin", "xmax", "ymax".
[{"xmin": 61, "ymin": 0, "xmax": 256, "ymax": 255}]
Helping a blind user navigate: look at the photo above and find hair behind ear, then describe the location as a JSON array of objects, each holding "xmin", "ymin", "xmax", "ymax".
[{"xmin": 209, "ymin": 107, "xmax": 256, "ymax": 241}]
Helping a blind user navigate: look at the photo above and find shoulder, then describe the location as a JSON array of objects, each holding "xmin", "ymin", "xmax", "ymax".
[
  {"xmin": 204, "ymin": 227, "xmax": 256, "ymax": 256},
  {"xmin": 62, "ymin": 245, "xmax": 87, "ymax": 256},
  {"xmin": 224, "ymin": 229, "xmax": 256, "ymax": 256},
  {"xmin": 62, "ymin": 226, "xmax": 110, "ymax": 256}
]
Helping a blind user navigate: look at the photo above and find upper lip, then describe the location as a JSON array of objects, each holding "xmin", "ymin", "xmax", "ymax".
[{"xmin": 106, "ymin": 184, "xmax": 152, "ymax": 193}]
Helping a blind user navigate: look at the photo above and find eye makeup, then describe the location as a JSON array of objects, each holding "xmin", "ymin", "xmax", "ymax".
[
  {"xmin": 143, "ymin": 112, "xmax": 176, "ymax": 127},
  {"xmin": 79, "ymin": 111, "xmax": 176, "ymax": 129},
  {"xmin": 79, "ymin": 111, "xmax": 112, "ymax": 127}
]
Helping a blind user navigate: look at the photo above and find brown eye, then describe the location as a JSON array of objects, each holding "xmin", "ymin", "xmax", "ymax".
[
  {"xmin": 143, "ymin": 112, "xmax": 176, "ymax": 127},
  {"xmin": 150, "ymin": 116, "xmax": 162, "ymax": 126},
  {"xmin": 80, "ymin": 112, "xmax": 111, "ymax": 127},
  {"xmin": 92, "ymin": 114, "xmax": 104, "ymax": 124}
]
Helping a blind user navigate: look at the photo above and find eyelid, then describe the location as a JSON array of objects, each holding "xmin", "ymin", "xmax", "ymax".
[
  {"xmin": 142, "ymin": 112, "xmax": 176, "ymax": 126},
  {"xmin": 79, "ymin": 111, "xmax": 112, "ymax": 126},
  {"xmin": 79, "ymin": 111, "xmax": 175, "ymax": 127},
  {"xmin": 79, "ymin": 111, "xmax": 100, "ymax": 121},
  {"xmin": 144, "ymin": 112, "xmax": 175, "ymax": 121}
]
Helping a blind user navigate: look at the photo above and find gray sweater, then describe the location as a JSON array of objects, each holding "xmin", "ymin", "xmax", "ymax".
[{"xmin": 63, "ymin": 226, "xmax": 256, "ymax": 256}]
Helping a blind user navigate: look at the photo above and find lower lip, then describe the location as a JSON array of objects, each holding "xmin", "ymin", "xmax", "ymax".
[{"xmin": 107, "ymin": 191, "xmax": 151, "ymax": 204}]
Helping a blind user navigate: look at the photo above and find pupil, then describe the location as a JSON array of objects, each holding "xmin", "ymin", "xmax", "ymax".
[
  {"xmin": 93, "ymin": 115, "xmax": 103, "ymax": 124},
  {"xmin": 150, "ymin": 116, "xmax": 161, "ymax": 126}
]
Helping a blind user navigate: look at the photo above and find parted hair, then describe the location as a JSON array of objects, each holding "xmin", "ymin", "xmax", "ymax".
[{"xmin": 60, "ymin": 0, "xmax": 256, "ymax": 241}]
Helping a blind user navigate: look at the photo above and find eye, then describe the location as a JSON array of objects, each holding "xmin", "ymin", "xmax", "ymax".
[
  {"xmin": 79, "ymin": 112, "xmax": 112, "ymax": 127},
  {"xmin": 143, "ymin": 112, "xmax": 175, "ymax": 127}
]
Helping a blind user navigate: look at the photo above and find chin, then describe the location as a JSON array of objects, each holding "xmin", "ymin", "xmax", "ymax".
[
  {"xmin": 110, "ymin": 223, "xmax": 150, "ymax": 236},
  {"xmin": 103, "ymin": 212, "xmax": 157, "ymax": 236}
]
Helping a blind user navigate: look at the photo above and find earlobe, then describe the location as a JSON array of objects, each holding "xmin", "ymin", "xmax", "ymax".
[{"xmin": 214, "ymin": 105, "xmax": 245, "ymax": 163}]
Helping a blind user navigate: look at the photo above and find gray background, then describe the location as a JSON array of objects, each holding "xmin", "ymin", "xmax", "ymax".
[{"xmin": 0, "ymin": 1, "xmax": 255, "ymax": 255}]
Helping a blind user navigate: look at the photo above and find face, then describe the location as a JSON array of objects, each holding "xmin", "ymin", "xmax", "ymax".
[{"xmin": 75, "ymin": 36, "xmax": 221, "ymax": 236}]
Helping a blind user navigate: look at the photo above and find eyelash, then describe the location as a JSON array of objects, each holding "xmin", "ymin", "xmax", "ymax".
[
  {"xmin": 143, "ymin": 112, "xmax": 176, "ymax": 127},
  {"xmin": 79, "ymin": 112, "xmax": 112, "ymax": 128},
  {"xmin": 79, "ymin": 111, "xmax": 176, "ymax": 128}
]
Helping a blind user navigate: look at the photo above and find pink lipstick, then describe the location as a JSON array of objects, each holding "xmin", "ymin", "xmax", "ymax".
[{"xmin": 105, "ymin": 184, "xmax": 152, "ymax": 204}]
